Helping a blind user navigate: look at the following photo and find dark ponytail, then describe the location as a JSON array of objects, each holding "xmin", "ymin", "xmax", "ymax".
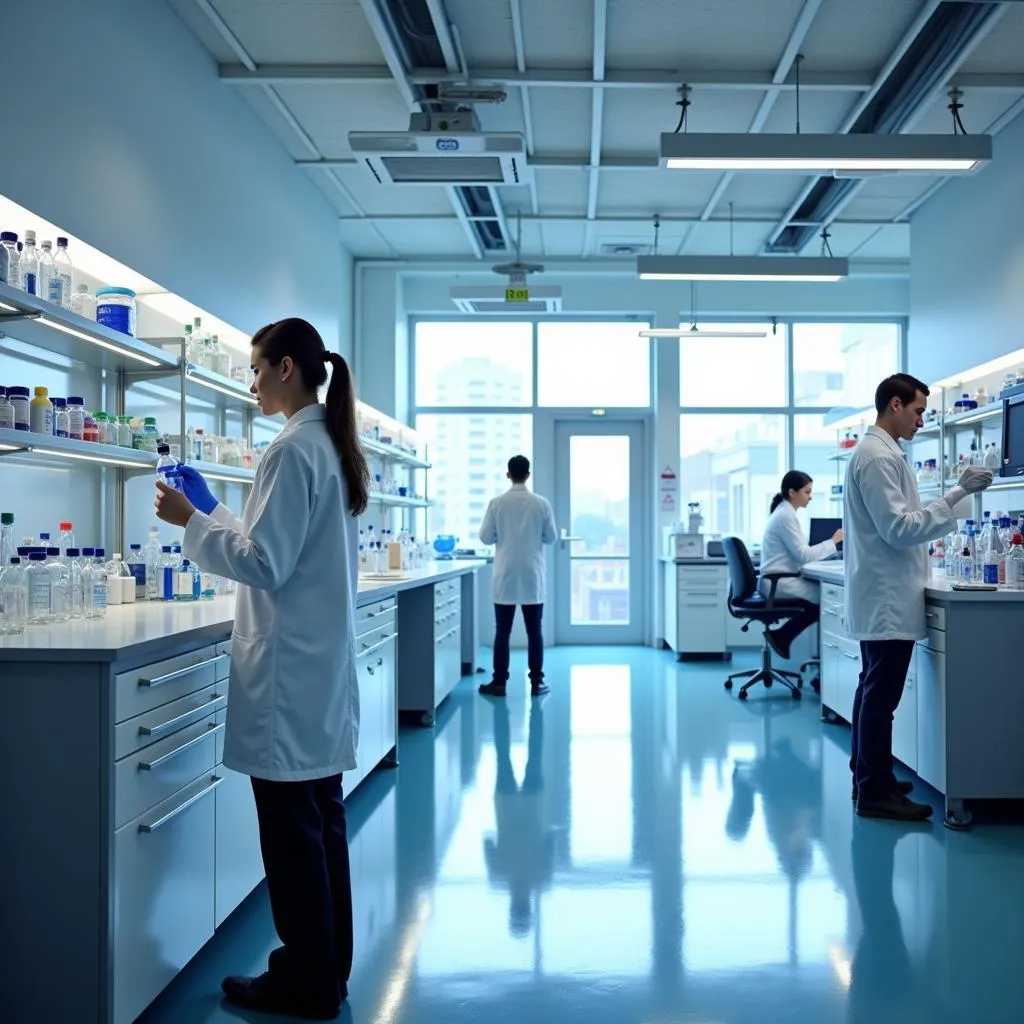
[
  {"xmin": 770, "ymin": 470, "xmax": 813, "ymax": 514},
  {"xmin": 251, "ymin": 318, "xmax": 370, "ymax": 516}
]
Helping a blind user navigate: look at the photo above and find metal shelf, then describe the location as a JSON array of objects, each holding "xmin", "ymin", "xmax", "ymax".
[
  {"xmin": 188, "ymin": 460, "xmax": 256, "ymax": 486},
  {"xmin": 988, "ymin": 478, "xmax": 1024, "ymax": 492},
  {"xmin": 943, "ymin": 403, "xmax": 1002, "ymax": 429},
  {"xmin": 0, "ymin": 426, "xmax": 158, "ymax": 471},
  {"xmin": 360, "ymin": 435, "xmax": 431, "ymax": 469},
  {"xmin": 368, "ymin": 491, "xmax": 431, "ymax": 508},
  {"xmin": 0, "ymin": 282, "xmax": 176, "ymax": 372}
]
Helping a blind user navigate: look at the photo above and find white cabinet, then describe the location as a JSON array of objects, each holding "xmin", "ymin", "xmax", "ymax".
[
  {"xmin": 916, "ymin": 641, "xmax": 947, "ymax": 792},
  {"xmin": 664, "ymin": 561, "xmax": 728, "ymax": 656},
  {"xmin": 214, "ymin": 767, "xmax": 264, "ymax": 927},
  {"xmin": 893, "ymin": 647, "xmax": 919, "ymax": 772},
  {"xmin": 819, "ymin": 581, "xmax": 857, "ymax": 724}
]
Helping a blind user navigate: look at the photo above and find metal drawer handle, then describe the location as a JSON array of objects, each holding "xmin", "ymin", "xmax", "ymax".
[
  {"xmin": 822, "ymin": 640, "xmax": 839, "ymax": 650},
  {"xmin": 843, "ymin": 652, "xmax": 859, "ymax": 661},
  {"xmin": 138, "ymin": 722, "xmax": 224, "ymax": 771},
  {"xmin": 359, "ymin": 633, "xmax": 396, "ymax": 659},
  {"xmin": 139, "ymin": 693, "xmax": 223, "ymax": 738},
  {"xmin": 139, "ymin": 654, "xmax": 229, "ymax": 688},
  {"xmin": 138, "ymin": 776, "xmax": 222, "ymax": 833}
]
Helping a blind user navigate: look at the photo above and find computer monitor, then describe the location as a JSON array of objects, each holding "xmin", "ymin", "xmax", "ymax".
[{"xmin": 810, "ymin": 517, "xmax": 842, "ymax": 553}]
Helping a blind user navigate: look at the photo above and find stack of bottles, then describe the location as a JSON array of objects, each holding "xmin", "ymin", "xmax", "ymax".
[
  {"xmin": 933, "ymin": 512, "xmax": 1024, "ymax": 588},
  {"xmin": 371, "ymin": 473, "xmax": 421, "ymax": 500},
  {"xmin": 0, "ymin": 514, "xmax": 236, "ymax": 635},
  {"xmin": 0, "ymin": 230, "xmax": 75, "ymax": 307},
  {"xmin": 184, "ymin": 427, "xmax": 267, "ymax": 470},
  {"xmin": 184, "ymin": 318, "xmax": 249, "ymax": 383},
  {"xmin": 358, "ymin": 527, "xmax": 429, "ymax": 574}
]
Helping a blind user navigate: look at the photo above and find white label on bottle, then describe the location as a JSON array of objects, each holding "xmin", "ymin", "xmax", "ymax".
[
  {"xmin": 29, "ymin": 574, "xmax": 51, "ymax": 614},
  {"xmin": 93, "ymin": 581, "xmax": 108, "ymax": 610}
]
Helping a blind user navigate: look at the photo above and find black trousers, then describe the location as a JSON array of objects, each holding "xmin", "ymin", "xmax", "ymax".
[
  {"xmin": 493, "ymin": 603, "xmax": 544, "ymax": 684},
  {"xmin": 849, "ymin": 639, "xmax": 915, "ymax": 800},
  {"xmin": 250, "ymin": 774, "xmax": 353, "ymax": 1006},
  {"xmin": 770, "ymin": 598, "xmax": 819, "ymax": 649}
]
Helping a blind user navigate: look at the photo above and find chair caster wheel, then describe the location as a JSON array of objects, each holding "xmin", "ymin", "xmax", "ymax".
[
  {"xmin": 810, "ymin": 677, "xmax": 820, "ymax": 693},
  {"xmin": 738, "ymin": 690, "xmax": 748, "ymax": 700},
  {"xmin": 797, "ymin": 678, "xmax": 804, "ymax": 688},
  {"xmin": 764, "ymin": 679, "xmax": 773, "ymax": 688},
  {"xmin": 791, "ymin": 688, "xmax": 802, "ymax": 700},
  {"xmin": 724, "ymin": 680, "xmax": 733, "ymax": 690}
]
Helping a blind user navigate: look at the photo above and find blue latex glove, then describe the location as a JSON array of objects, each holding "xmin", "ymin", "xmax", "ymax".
[{"xmin": 175, "ymin": 463, "xmax": 219, "ymax": 515}]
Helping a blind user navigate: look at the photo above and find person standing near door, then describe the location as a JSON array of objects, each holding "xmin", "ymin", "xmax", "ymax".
[
  {"xmin": 478, "ymin": 455, "xmax": 557, "ymax": 697},
  {"xmin": 844, "ymin": 373, "xmax": 991, "ymax": 822}
]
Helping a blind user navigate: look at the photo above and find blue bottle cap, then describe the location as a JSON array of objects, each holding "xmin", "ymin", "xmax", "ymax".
[
  {"xmin": 95, "ymin": 286, "xmax": 136, "ymax": 298},
  {"xmin": 129, "ymin": 543, "xmax": 141, "ymax": 550},
  {"xmin": 8, "ymin": 386, "xmax": 29, "ymax": 397},
  {"xmin": 82, "ymin": 547, "xmax": 95, "ymax": 556},
  {"xmin": 29, "ymin": 552, "xmax": 46, "ymax": 561},
  {"xmin": 66, "ymin": 548, "xmax": 80, "ymax": 556},
  {"xmin": 95, "ymin": 548, "xmax": 105, "ymax": 557},
  {"xmin": 0, "ymin": 231, "xmax": 18, "ymax": 243},
  {"xmin": 161, "ymin": 545, "xmax": 172, "ymax": 553},
  {"xmin": 39, "ymin": 532, "xmax": 50, "ymax": 540},
  {"xmin": 47, "ymin": 548, "xmax": 59, "ymax": 556},
  {"xmin": 56, "ymin": 236, "xmax": 68, "ymax": 247},
  {"xmin": 67, "ymin": 396, "xmax": 84, "ymax": 405},
  {"xmin": 9, "ymin": 557, "xmax": 20, "ymax": 565},
  {"xmin": 51, "ymin": 397, "xmax": 66, "ymax": 407}
]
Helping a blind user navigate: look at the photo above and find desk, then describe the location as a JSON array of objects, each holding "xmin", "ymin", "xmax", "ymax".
[{"xmin": 803, "ymin": 561, "xmax": 1024, "ymax": 829}]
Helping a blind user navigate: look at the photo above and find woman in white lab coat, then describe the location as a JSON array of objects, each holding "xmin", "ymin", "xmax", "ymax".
[
  {"xmin": 155, "ymin": 318, "xmax": 369, "ymax": 1021},
  {"xmin": 758, "ymin": 470, "xmax": 843, "ymax": 661}
]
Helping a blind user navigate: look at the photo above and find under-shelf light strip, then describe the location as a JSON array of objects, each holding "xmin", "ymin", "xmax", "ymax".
[
  {"xmin": 34, "ymin": 316, "xmax": 164, "ymax": 368},
  {"xmin": 189, "ymin": 372, "xmax": 258, "ymax": 405},
  {"xmin": 28, "ymin": 446, "xmax": 153, "ymax": 468},
  {"xmin": 203, "ymin": 471, "xmax": 255, "ymax": 484}
]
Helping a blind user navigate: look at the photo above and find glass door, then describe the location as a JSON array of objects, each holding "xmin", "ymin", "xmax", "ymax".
[{"xmin": 553, "ymin": 419, "xmax": 646, "ymax": 645}]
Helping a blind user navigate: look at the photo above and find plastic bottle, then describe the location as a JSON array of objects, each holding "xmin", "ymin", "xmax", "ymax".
[
  {"xmin": 158, "ymin": 546, "xmax": 176, "ymax": 601},
  {"xmin": 0, "ymin": 557, "xmax": 27, "ymax": 634},
  {"xmin": 126, "ymin": 544, "xmax": 147, "ymax": 599},
  {"xmin": 44, "ymin": 548, "xmax": 71, "ymax": 621},
  {"xmin": 52, "ymin": 237, "xmax": 73, "ymax": 308},
  {"xmin": 8, "ymin": 386, "xmax": 29, "ymax": 430},
  {"xmin": 0, "ymin": 512, "xmax": 14, "ymax": 570},
  {"xmin": 983, "ymin": 532, "xmax": 1001, "ymax": 586},
  {"xmin": 64, "ymin": 548, "xmax": 85, "ymax": 618},
  {"xmin": 58, "ymin": 521, "xmax": 75, "ymax": 557},
  {"xmin": 66, "ymin": 397, "xmax": 85, "ymax": 440},
  {"xmin": 105, "ymin": 552, "xmax": 131, "ymax": 605},
  {"xmin": 1007, "ymin": 533, "xmax": 1024, "ymax": 589},
  {"xmin": 19, "ymin": 230, "xmax": 40, "ymax": 296},
  {"xmin": 82, "ymin": 549, "xmax": 108, "ymax": 618},
  {"xmin": 0, "ymin": 388, "xmax": 14, "ymax": 429},
  {"xmin": 143, "ymin": 528, "xmax": 162, "ymax": 600},
  {"xmin": 0, "ymin": 231, "xmax": 18, "ymax": 285},
  {"xmin": 117, "ymin": 416, "xmax": 132, "ymax": 448},
  {"xmin": 51, "ymin": 397, "xmax": 69, "ymax": 438},
  {"xmin": 26, "ymin": 551, "xmax": 52, "ymax": 623},
  {"xmin": 156, "ymin": 442, "xmax": 182, "ymax": 490},
  {"xmin": 38, "ymin": 241, "xmax": 56, "ymax": 303},
  {"xmin": 30, "ymin": 386, "xmax": 53, "ymax": 435},
  {"xmin": 71, "ymin": 284, "xmax": 97, "ymax": 320},
  {"xmin": 961, "ymin": 526, "xmax": 977, "ymax": 583},
  {"xmin": 174, "ymin": 559, "xmax": 196, "ymax": 601}
]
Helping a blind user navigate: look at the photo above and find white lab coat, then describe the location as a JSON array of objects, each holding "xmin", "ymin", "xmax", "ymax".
[
  {"xmin": 843, "ymin": 425, "xmax": 956, "ymax": 642},
  {"xmin": 758, "ymin": 500, "xmax": 836, "ymax": 603},
  {"xmin": 183, "ymin": 404, "xmax": 360, "ymax": 782},
  {"xmin": 479, "ymin": 484, "xmax": 557, "ymax": 605}
]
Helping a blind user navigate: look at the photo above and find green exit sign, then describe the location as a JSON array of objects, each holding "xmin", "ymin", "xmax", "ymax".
[{"xmin": 505, "ymin": 287, "xmax": 530, "ymax": 302}]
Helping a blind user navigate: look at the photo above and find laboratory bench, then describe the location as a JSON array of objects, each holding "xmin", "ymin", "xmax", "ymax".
[
  {"xmin": 802, "ymin": 560, "xmax": 1024, "ymax": 830},
  {"xmin": 0, "ymin": 561, "xmax": 482, "ymax": 1024}
]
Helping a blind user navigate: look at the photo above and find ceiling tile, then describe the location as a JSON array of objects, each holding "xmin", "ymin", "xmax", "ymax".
[
  {"xmin": 959, "ymin": 4, "xmax": 1024, "ymax": 74},
  {"xmin": 446, "ymin": 0, "xmax": 518, "ymax": 67},
  {"xmin": 326, "ymin": 166, "xmax": 460, "ymax": 217},
  {"xmin": 799, "ymin": 0, "xmax": 924, "ymax": 73},
  {"xmin": 682, "ymin": 219, "xmax": 780, "ymax": 257},
  {"xmin": 374, "ymin": 221, "xmax": 476, "ymax": 256},
  {"xmin": 760, "ymin": 91, "xmax": 859, "ymax": 135},
  {"xmin": 532, "ymin": 168, "xmax": 589, "ymax": 216},
  {"xmin": 597, "ymin": 172, "xmax": 723, "ymax": 218},
  {"xmin": 529, "ymin": 88, "xmax": 594, "ymax": 153},
  {"xmin": 337, "ymin": 221, "xmax": 396, "ymax": 258},
  {"xmin": 716, "ymin": 173, "xmax": 816, "ymax": 219},
  {"xmin": 536, "ymin": 221, "xmax": 588, "ymax": 256},
  {"xmin": 208, "ymin": 0, "xmax": 386, "ymax": 64},
  {"xmin": 520, "ymin": 0, "xmax": 594, "ymax": 67},
  {"xmin": 606, "ymin": 0, "xmax": 801, "ymax": 71},
  {"xmin": 909, "ymin": 88, "xmax": 1024, "ymax": 135},
  {"xmin": 856, "ymin": 224, "xmax": 911, "ymax": 260}
]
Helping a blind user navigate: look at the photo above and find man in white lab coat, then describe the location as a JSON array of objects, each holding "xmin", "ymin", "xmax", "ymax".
[
  {"xmin": 844, "ymin": 373, "xmax": 992, "ymax": 821},
  {"xmin": 478, "ymin": 455, "xmax": 557, "ymax": 697}
]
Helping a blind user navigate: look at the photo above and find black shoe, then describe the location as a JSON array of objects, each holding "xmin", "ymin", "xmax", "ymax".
[
  {"xmin": 531, "ymin": 682, "xmax": 550, "ymax": 696},
  {"xmin": 479, "ymin": 681, "xmax": 507, "ymax": 697},
  {"xmin": 856, "ymin": 792, "xmax": 933, "ymax": 821},
  {"xmin": 221, "ymin": 973, "xmax": 340, "ymax": 1020},
  {"xmin": 765, "ymin": 630, "xmax": 791, "ymax": 661},
  {"xmin": 852, "ymin": 780, "xmax": 913, "ymax": 802}
]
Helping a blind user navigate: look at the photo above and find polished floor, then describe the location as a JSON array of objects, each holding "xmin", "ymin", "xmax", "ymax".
[{"xmin": 139, "ymin": 647, "xmax": 1024, "ymax": 1024}]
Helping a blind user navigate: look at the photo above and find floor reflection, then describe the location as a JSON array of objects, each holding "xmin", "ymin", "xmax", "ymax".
[{"xmin": 140, "ymin": 646, "xmax": 1024, "ymax": 1024}]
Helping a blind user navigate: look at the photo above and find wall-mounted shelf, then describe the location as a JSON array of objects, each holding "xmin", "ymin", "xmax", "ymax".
[
  {"xmin": 0, "ymin": 426, "xmax": 158, "ymax": 471},
  {"xmin": 361, "ymin": 435, "xmax": 430, "ymax": 469},
  {"xmin": 189, "ymin": 460, "xmax": 255, "ymax": 486},
  {"xmin": 943, "ymin": 403, "xmax": 1002, "ymax": 430},
  {"xmin": 369, "ymin": 492, "xmax": 431, "ymax": 509},
  {"xmin": 0, "ymin": 282, "xmax": 176, "ymax": 372}
]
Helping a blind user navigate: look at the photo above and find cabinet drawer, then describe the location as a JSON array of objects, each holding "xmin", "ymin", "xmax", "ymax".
[
  {"xmin": 115, "ymin": 684, "xmax": 226, "ymax": 760},
  {"xmin": 358, "ymin": 621, "xmax": 399, "ymax": 660},
  {"xmin": 820, "ymin": 582, "xmax": 844, "ymax": 605},
  {"xmin": 215, "ymin": 640, "xmax": 232, "ymax": 679},
  {"xmin": 921, "ymin": 628, "xmax": 945, "ymax": 653},
  {"xmin": 215, "ymin": 768, "xmax": 263, "ymax": 927},
  {"xmin": 820, "ymin": 602, "xmax": 843, "ymax": 637},
  {"xmin": 115, "ymin": 711, "xmax": 221, "ymax": 828},
  {"xmin": 357, "ymin": 597, "xmax": 396, "ymax": 634},
  {"xmin": 115, "ymin": 645, "xmax": 226, "ymax": 724},
  {"xmin": 434, "ymin": 579, "xmax": 459, "ymax": 602},
  {"xmin": 113, "ymin": 774, "xmax": 219, "ymax": 1024},
  {"xmin": 924, "ymin": 604, "xmax": 946, "ymax": 633}
]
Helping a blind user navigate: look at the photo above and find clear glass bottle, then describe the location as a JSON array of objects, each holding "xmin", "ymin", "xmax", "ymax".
[
  {"xmin": 143, "ymin": 528, "xmax": 162, "ymax": 600},
  {"xmin": 0, "ymin": 556, "xmax": 27, "ymax": 634},
  {"xmin": 175, "ymin": 558, "xmax": 197, "ymax": 601},
  {"xmin": 0, "ymin": 512, "xmax": 14, "ymax": 570},
  {"xmin": 58, "ymin": 521, "xmax": 75, "ymax": 557},
  {"xmin": 126, "ymin": 544, "xmax": 147, "ymax": 600},
  {"xmin": 0, "ymin": 231, "xmax": 19, "ymax": 287},
  {"xmin": 51, "ymin": 397, "xmax": 69, "ymax": 438},
  {"xmin": 0, "ymin": 388, "xmax": 13, "ymax": 430},
  {"xmin": 53, "ymin": 237, "xmax": 73, "ymax": 309},
  {"xmin": 19, "ymin": 229, "xmax": 41, "ymax": 297},
  {"xmin": 159, "ymin": 545, "xmax": 176, "ymax": 601},
  {"xmin": 26, "ymin": 551, "xmax": 52, "ymax": 623},
  {"xmin": 64, "ymin": 547, "xmax": 85, "ymax": 619},
  {"xmin": 45, "ymin": 547, "xmax": 71, "ymax": 621},
  {"xmin": 70, "ymin": 284, "xmax": 97, "ymax": 320},
  {"xmin": 38, "ymin": 240, "xmax": 56, "ymax": 304},
  {"xmin": 1007, "ymin": 533, "xmax": 1024, "ymax": 590},
  {"xmin": 66, "ymin": 397, "xmax": 85, "ymax": 440},
  {"xmin": 83, "ymin": 549, "xmax": 108, "ymax": 618}
]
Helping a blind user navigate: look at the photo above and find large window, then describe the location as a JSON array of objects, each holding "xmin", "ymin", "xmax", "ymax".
[
  {"xmin": 680, "ymin": 414, "xmax": 788, "ymax": 548},
  {"xmin": 538, "ymin": 322, "xmax": 651, "ymax": 407},
  {"xmin": 414, "ymin": 322, "xmax": 533, "ymax": 406},
  {"xmin": 680, "ymin": 323, "xmax": 787, "ymax": 407},
  {"xmin": 416, "ymin": 413, "xmax": 533, "ymax": 548},
  {"xmin": 792, "ymin": 322, "xmax": 900, "ymax": 410}
]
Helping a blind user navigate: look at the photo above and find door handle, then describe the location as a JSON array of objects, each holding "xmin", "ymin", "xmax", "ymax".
[{"xmin": 559, "ymin": 528, "xmax": 583, "ymax": 551}]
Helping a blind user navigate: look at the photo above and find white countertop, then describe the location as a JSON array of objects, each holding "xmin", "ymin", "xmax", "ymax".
[
  {"xmin": 802, "ymin": 561, "xmax": 1024, "ymax": 602},
  {"xmin": 0, "ymin": 561, "xmax": 484, "ymax": 663}
]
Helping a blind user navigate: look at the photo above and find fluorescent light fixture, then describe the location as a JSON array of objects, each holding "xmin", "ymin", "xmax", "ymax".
[
  {"xmin": 35, "ymin": 315, "xmax": 164, "ymax": 367},
  {"xmin": 29, "ymin": 446, "xmax": 154, "ymax": 468},
  {"xmin": 0, "ymin": 443, "xmax": 23, "ymax": 451},
  {"xmin": 187, "ymin": 372, "xmax": 258, "ymax": 405},
  {"xmin": 639, "ymin": 327, "xmax": 767, "ymax": 338},
  {"xmin": 931, "ymin": 348, "xmax": 1024, "ymax": 391},
  {"xmin": 638, "ymin": 255, "xmax": 848, "ymax": 282},
  {"xmin": 204, "ymin": 471, "xmax": 255, "ymax": 485},
  {"xmin": 659, "ymin": 132, "xmax": 992, "ymax": 173}
]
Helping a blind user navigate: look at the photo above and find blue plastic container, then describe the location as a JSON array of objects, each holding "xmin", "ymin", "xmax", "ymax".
[{"xmin": 95, "ymin": 286, "xmax": 137, "ymax": 337}]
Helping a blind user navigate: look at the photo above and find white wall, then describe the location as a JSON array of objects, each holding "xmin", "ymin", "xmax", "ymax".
[
  {"xmin": 0, "ymin": 0, "xmax": 351, "ymax": 352},
  {"xmin": 910, "ymin": 109, "xmax": 1024, "ymax": 383}
]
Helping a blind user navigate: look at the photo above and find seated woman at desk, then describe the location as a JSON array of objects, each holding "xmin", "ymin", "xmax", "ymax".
[{"xmin": 759, "ymin": 470, "xmax": 843, "ymax": 660}]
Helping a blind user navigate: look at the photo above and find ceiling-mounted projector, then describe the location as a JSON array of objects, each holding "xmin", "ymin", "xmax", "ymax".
[
  {"xmin": 449, "ymin": 233, "xmax": 562, "ymax": 313},
  {"xmin": 348, "ymin": 111, "xmax": 526, "ymax": 186}
]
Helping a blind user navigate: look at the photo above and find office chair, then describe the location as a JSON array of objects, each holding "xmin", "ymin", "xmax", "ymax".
[{"xmin": 721, "ymin": 536, "xmax": 807, "ymax": 701}]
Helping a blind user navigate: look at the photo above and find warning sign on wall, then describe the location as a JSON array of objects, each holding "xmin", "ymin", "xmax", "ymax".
[{"xmin": 659, "ymin": 464, "xmax": 678, "ymax": 499}]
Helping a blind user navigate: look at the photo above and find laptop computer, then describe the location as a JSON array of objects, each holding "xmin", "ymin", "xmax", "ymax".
[{"xmin": 810, "ymin": 517, "xmax": 843, "ymax": 559}]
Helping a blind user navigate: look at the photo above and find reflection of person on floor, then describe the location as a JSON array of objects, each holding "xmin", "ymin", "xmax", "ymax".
[
  {"xmin": 726, "ymin": 735, "xmax": 821, "ymax": 881},
  {"xmin": 848, "ymin": 824, "xmax": 917, "ymax": 1024},
  {"xmin": 483, "ymin": 700, "xmax": 555, "ymax": 936}
]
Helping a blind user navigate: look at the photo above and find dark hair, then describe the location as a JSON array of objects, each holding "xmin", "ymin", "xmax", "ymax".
[
  {"xmin": 770, "ymin": 470, "xmax": 813, "ymax": 513},
  {"xmin": 875, "ymin": 373, "xmax": 929, "ymax": 415},
  {"xmin": 508, "ymin": 455, "xmax": 530, "ymax": 483},
  {"xmin": 251, "ymin": 318, "xmax": 370, "ymax": 516}
]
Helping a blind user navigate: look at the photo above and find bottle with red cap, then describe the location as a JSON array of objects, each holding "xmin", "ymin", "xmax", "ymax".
[
  {"xmin": 1006, "ymin": 532, "xmax": 1024, "ymax": 589},
  {"xmin": 59, "ymin": 521, "xmax": 75, "ymax": 559}
]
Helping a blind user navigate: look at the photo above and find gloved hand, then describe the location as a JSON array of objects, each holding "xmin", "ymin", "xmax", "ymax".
[
  {"xmin": 175, "ymin": 463, "xmax": 219, "ymax": 515},
  {"xmin": 959, "ymin": 466, "xmax": 994, "ymax": 493}
]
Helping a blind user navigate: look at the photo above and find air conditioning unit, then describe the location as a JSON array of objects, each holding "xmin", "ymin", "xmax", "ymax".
[
  {"xmin": 450, "ymin": 285, "xmax": 563, "ymax": 314},
  {"xmin": 348, "ymin": 112, "xmax": 527, "ymax": 186}
]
